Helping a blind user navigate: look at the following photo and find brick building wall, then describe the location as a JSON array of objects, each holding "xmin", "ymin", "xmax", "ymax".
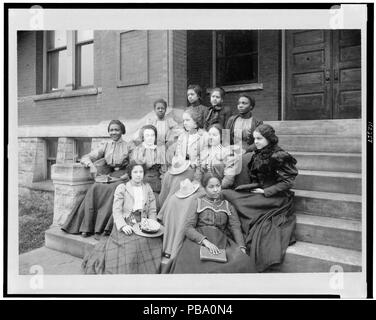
[{"xmin": 187, "ymin": 30, "xmax": 281, "ymax": 121}]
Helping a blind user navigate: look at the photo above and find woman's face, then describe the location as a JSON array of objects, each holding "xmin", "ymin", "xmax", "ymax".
[
  {"xmin": 109, "ymin": 124, "xmax": 122, "ymax": 141},
  {"xmin": 208, "ymin": 127, "xmax": 221, "ymax": 146},
  {"xmin": 205, "ymin": 177, "xmax": 222, "ymax": 199},
  {"xmin": 253, "ymin": 131, "xmax": 269, "ymax": 150},
  {"xmin": 187, "ymin": 89, "xmax": 199, "ymax": 104},
  {"xmin": 237, "ymin": 97, "xmax": 252, "ymax": 114},
  {"xmin": 210, "ymin": 90, "xmax": 223, "ymax": 106},
  {"xmin": 155, "ymin": 103, "xmax": 166, "ymax": 119},
  {"xmin": 183, "ymin": 112, "xmax": 197, "ymax": 131},
  {"xmin": 143, "ymin": 128, "xmax": 156, "ymax": 145},
  {"xmin": 131, "ymin": 165, "xmax": 144, "ymax": 184}
]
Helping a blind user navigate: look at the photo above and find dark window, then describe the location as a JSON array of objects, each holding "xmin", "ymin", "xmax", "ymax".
[
  {"xmin": 216, "ymin": 30, "xmax": 259, "ymax": 86},
  {"xmin": 75, "ymin": 30, "xmax": 94, "ymax": 88},
  {"xmin": 74, "ymin": 138, "xmax": 92, "ymax": 162},
  {"xmin": 46, "ymin": 31, "xmax": 67, "ymax": 91},
  {"xmin": 45, "ymin": 138, "xmax": 58, "ymax": 180}
]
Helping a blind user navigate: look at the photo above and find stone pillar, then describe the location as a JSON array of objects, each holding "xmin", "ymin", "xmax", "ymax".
[
  {"xmin": 56, "ymin": 137, "xmax": 76, "ymax": 163},
  {"xmin": 51, "ymin": 163, "xmax": 94, "ymax": 226}
]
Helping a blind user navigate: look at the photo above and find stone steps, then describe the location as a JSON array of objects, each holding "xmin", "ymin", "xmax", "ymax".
[
  {"xmin": 291, "ymin": 151, "xmax": 361, "ymax": 173},
  {"xmin": 45, "ymin": 226, "xmax": 97, "ymax": 259},
  {"xmin": 278, "ymin": 135, "xmax": 361, "ymax": 153},
  {"xmin": 293, "ymin": 189, "xmax": 361, "ymax": 221},
  {"xmin": 295, "ymin": 170, "xmax": 361, "ymax": 195},
  {"xmin": 295, "ymin": 213, "xmax": 362, "ymax": 251},
  {"xmin": 268, "ymin": 241, "xmax": 362, "ymax": 273},
  {"xmin": 267, "ymin": 119, "xmax": 361, "ymax": 136}
]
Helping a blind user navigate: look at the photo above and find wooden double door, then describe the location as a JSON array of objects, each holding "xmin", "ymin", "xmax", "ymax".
[{"xmin": 285, "ymin": 30, "xmax": 361, "ymax": 120}]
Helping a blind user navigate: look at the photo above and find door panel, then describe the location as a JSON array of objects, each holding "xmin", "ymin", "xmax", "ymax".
[
  {"xmin": 286, "ymin": 30, "xmax": 332, "ymax": 120},
  {"xmin": 285, "ymin": 29, "xmax": 361, "ymax": 120},
  {"xmin": 333, "ymin": 30, "xmax": 361, "ymax": 119}
]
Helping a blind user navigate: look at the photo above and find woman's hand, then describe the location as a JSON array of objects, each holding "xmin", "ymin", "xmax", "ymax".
[
  {"xmin": 251, "ymin": 188, "xmax": 264, "ymax": 194},
  {"xmin": 89, "ymin": 164, "xmax": 97, "ymax": 179},
  {"xmin": 122, "ymin": 225, "xmax": 133, "ymax": 235},
  {"xmin": 240, "ymin": 247, "xmax": 247, "ymax": 254},
  {"xmin": 202, "ymin": 239, "xmax": 221, "ymax": 254}
]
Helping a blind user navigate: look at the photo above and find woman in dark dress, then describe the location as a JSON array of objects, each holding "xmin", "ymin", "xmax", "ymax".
[
  {"xmin": 61, "ymin": 120, "xmax": 134, "ymax": 239},
  {"xmin": 168, "ymin": 173, "xmax": 255, "ymax": 274},
  {"xmin": 222, "ymin": 124, "xmax": 298, "ymax": 272}
]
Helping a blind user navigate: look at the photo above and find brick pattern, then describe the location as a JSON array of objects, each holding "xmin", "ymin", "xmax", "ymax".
[{"xmin": 173, "ymin": 30, "xmax": 187, "ymax": 109}]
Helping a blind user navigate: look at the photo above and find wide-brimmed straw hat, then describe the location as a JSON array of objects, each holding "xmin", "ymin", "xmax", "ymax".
[
  {"xmin": 175, "ymin": 179, "xmax": 200, "ymax": 199},
  {"xmin": 132, "ymin": 222, "xmax": 164, "ymax": 238},
  {"xmin": 168, "ymin": 158, "xmax": 191, "ymax": 175}
]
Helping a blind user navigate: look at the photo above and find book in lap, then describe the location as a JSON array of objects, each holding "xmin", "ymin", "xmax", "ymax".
[{"xmin": 199, "ymin": 246, "xmax": 227, "ymax": 263}]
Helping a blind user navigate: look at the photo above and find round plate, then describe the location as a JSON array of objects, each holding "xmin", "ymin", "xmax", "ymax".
[{"xmin": 132, "ymin": 223, "xmax": 164, "ymax": 238}]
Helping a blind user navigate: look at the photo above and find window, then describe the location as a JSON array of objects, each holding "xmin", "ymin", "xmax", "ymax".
[
  {"xmin": 74, "ymin": 138, "xmax": 92, "ymax": 162},
  {"xmin": 75, "ymin": 31, "xmax": 94, "ymax": 88},
  {"xmin": 45, "ymin": 30, "xmax": 94, "ymax": 92},
  {"xmin": 46, "ymin": 31, "xmax": 67, "ymax": 91},
  {"xmin": 45, "ymin": 138, "xmax": 58, "ymax": 180},
  {"xmin": 215, "ymin": 30, "xmax": 259, "ymax": 86}
]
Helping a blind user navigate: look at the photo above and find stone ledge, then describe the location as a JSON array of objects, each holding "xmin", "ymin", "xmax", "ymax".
[{"xmin": 32, "ymin": 87, "xmax": 102, "ymax": 101}]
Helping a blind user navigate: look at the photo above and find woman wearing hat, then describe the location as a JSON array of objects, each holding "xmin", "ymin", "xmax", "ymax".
[
  {"xmin": 82, "ymin": 162, "xmax": 163, "ymax": 274},
  {"xmin": 158, "ymin": 108, "xmax": 209, "ymax": 205},
  {"xmin": 222, "ymin": 124, "xmax": 298, "ymax": 272},
  {"xmin": 168, "ymin": 173, "xmax": 255, "ymax": 273},
  {"xmin": 62, "ymin": 120, "xmax": 134, "ymax": 239}
]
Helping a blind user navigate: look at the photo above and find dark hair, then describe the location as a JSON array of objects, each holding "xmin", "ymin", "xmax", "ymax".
[
  {"xmin": 238, "ymin": 94, "xmax": 255, "ymax": 110},
  {"xmin": 187, "ymin": 84, "xmax": 202, "ymax": 100},
  {"xmin": 183, "ymin": 108, "xmax": 204, "ymax": 129},
  {"xmin": 139, "ymin": 124, "xmax": 157, "ymax": 145},
  {"xmin": 254, "ymin": 124, "xmax": 279, "ymax": 145},
  {"xmin": 108, "ymin": 120, "xmax": 126, "ymax": 135},
  {"xmin": 211, "ymin": 87, "xmax": 225, "ymax": 98},
  {"xmin": 201, "ymin": 172, "xmax": 222, "ymax": 188},
  {"xmin": 153, "ymin": 98, "xmax": 167, "ymax": 109},
  {"xmin": 208, "ymin": 123, "xmax": 223, "ymax": 144},
  {"xmin": 127, "ymin": 161, "xmax": 147, "ymax": 179}
]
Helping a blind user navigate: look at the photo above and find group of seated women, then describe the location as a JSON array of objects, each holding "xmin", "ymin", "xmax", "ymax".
[{"xmin": 62, "ymin": 85, "xmax": 299, "ymax": 274}]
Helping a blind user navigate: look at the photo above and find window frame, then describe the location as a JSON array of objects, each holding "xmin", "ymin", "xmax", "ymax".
[
  {"xmin": 212, "ymin": 30, "xmax": 262, "ymax": 92},
  {"xmin": 75, "ymin": 31, "xmax": 95, "ymax": 89},
  {"xmin": 43, "ymin": 31, "xmax": 95, "ymax": 93}
]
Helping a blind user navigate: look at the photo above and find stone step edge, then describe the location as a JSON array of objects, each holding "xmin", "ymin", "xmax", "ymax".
[
  {"xmin": 291, "ymin": 151, "xmax": 361, "ymax": 157},
  {"xmin": 298, "ymin": 170, "xmax": 361, "ymax": 178},
  {"xmin": 293, "ymin": 189, "xmax": 362, "ymax": 203},
  {"xmin": 285, "ymin": 241, "xmax": 362, "ymax": 267},
  {"xmin": 295, "ymin": 212, "xmax": 362, "ymax": 232}
]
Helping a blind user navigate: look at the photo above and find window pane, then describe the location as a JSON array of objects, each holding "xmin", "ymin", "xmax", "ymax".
[
  {"xmin": 217, "ymin": 30, "xmax": 258, "ymax": 57},
  {"xmin": 48, "ymin": 50, "xmax": 67, "ymax": 91},
  {"xmin": 77, "ymin": 43, "xmax": 94, "ymax": 87},
  {"xmin": 46, "ymin": 138, "xmax": 58, "ymax": 159},
  {"xmin": 77, "ymin": 30, "xmax": 94, "ymax": 42},
  {"xmin": 47, "ymin": 31, "xmax": 67, "ymax": 49},
  {"xmin": 217, "ymin": 55, "xmax": 258, "ymax": 85},
  {"xmin": 75, "ymin": 138, "xmax": 92, "ymax": 161}
]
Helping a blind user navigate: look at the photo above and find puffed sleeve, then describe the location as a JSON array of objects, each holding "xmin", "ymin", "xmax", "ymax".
[
  {"xmin": 184, "ymin": 199, "xmax": 207, "ymax": 244},
  {"xmin": 263, "ymin": 151, "xmax": 298, "ymax": 198},
  {"xmin": 194, "ymin": 131, "xmax": 209, "ymax": 182},
  {"xmin": 112, "ymin": 183, "xmax": 127, "ymax": 231},
  {"xmin": 226, "ymin": 203, "xmax": 246, "ymax": 247},
  {"xmin": 146, "ymin": 184, "xmax": 157, "ymax": 220},
  {"xmin": 80, "ymin": 143, "xmax": 107, "ymax": 167},
  {"xmin": 222, "ymin": 148, "xmax": 239, "ymax": 189}
]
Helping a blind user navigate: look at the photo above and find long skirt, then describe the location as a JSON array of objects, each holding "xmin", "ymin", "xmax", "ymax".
[
  {"xmin": 157, "ymin": 188, "xmax": 205, "ymax": 271},
  {"xmin": 61, "ymin": 180, "xmax": 124, "ymax": 235},
  {"xmin": 82, "ymin": 226, "xmax": 163, "ymax": 274},
  {"xmin": 169, "ymin": 226, "xmax": 256, "ymax": 273},
  {"xmin": 158, "ymin": 167, "xmax": 195, "ymax": 205},
  {"xmin": 222, "ymin": 190, "xmax": 296, "ymax": 272}
]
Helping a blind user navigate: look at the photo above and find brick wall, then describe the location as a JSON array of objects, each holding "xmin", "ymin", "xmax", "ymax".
[
  {"xmin": 187, "ymin": 30, "xmax": 281, "ymax": 121},
  {"xmin": 18, "ymin": 30, "xmax": 169, "ymax": 126}
]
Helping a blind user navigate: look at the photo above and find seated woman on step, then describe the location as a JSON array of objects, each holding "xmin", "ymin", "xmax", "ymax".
[
  {"xmin": 167, "ymin": 173, "xmax": 255, "ymax": 273},
  {"xmin": 82, "ymin": 162, "xmax": 163, "ymax": 274},
  {"xmin": 222, "ymin": 123, "xmax": 298, "ymax": 272},
  {"xmin": 61, "ymin": 120, "xmax": 134, "ymax": 239}
]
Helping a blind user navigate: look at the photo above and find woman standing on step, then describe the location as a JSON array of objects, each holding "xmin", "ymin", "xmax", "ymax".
[
  {"xmin": 61, "ymin": 120, "xmax": 134, "ymax": 239},
  {"xmin": 222, "ymin": 123, "xmax": 298, "ymax": 272},
  {"xmin": 82, "ymin": 162, "xmax": 163, "ymax": 274}
]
